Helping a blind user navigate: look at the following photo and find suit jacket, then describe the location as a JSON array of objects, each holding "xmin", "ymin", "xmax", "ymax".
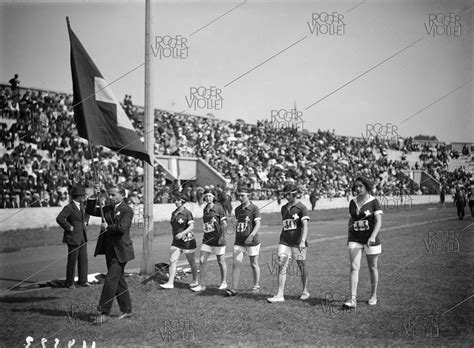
[
  {"xmin": 454, "ymin": 192, "xmax": 467, "ymax": 207},
  {"xmin": 56, "ymin": 201, "xmax": 88, "ymax": 245},
  {"xmin": 86, "ymin": 199, "xmax": 135, "ymax": 263}
]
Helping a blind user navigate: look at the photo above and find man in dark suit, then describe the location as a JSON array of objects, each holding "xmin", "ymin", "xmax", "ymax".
[
  {"xmin": 56, "ymin": 185, "xmax": 90, "ymax": 289},
  {"xmin": 309, "ymin": 188, "xmax": 319, "ymax": 211},
  {"xmin": 454, "ymin": 187, "xmax": 467, "ymax": 220},
  {"xmin": 86, "ymin": 185, "xmax": 135, "ymax": 324}
]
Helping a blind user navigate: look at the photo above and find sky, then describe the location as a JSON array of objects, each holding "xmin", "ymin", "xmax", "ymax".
[{"xmin": 0, "ymin": 0, "xmax": 473, "ymax": 143}]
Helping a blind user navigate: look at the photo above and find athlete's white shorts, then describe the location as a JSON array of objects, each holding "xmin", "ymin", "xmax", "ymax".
[
  {"xmin": 277, "ymin": 244, "xmax": 306, "ymax": 261},
  {"xmin": 347, "ymin": 241, "xmax": 382, "ymax": 255},
  {"xmin": 201, "ymin": 244, "xmax": 226, "ymax": 256},
  {"xmin": 170, "ymin": 246, "xmax": 196, "ymax": 261},
  {"xmin": 233, "ymin": 244, "xmax": 261, "ymax": 257}
]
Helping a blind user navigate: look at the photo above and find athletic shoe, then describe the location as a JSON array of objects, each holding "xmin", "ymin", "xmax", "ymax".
[
  {"xmin": 118, "ymin": 312, "xmax": 133, "ymax": 320},
  {"xmin": 218, "ymin": 282, "xmax": 228, "ymax": 290},
  {"xmin": 343, "ymin": 299, "xmax": 357, "ymax": 308},
  {"xmin": 267, "ymin": 296, "xmax": 285, "ymax": 303},
  {"xmin": 189, "ymin": 281, "xmax": 199, "ymax": 288},
  {"xmin": 191, "ymin": 285, "xmax": 206, "ymax": 292},
  {"xmin": 368, "ymin": 298, "xmax": 377, "ymax": 305},
  {"xmin": 300, "ymin": 292, "xmax": 310, "ymax": 300},
  {"xmin": 252, "ymin": 285, "xmax": 260, "ymax": 293},
  {"xmin": 77, "ymin": 282, "xmax": 91, "ymax": 287},
  {"xmin": 159, "ymin": 283, "xmax": 174, "ymax": 289}
]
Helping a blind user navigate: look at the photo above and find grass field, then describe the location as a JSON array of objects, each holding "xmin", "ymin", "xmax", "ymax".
[{"xmin": 0, "ymin": 204, "xmax": 473, "ymax": 347}]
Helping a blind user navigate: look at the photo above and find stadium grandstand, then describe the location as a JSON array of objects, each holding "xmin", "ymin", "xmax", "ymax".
[{"xmin": 0, "ymin": 82, "xmax": 472, "ymax": 209}]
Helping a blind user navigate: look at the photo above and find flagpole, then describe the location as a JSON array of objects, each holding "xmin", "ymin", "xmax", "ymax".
[
  {"xmin": 141, "ymin": 0, "xmax": 155, "ymax": 275},
  {"xmin": 88, "ymin": 141, "xmax": 105, "ymax": 223}
]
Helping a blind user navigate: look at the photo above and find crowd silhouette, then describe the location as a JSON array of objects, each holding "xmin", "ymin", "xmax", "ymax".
[{"xmin": 0, "ymin": 80, "xmax": 471, "ymax": 209}]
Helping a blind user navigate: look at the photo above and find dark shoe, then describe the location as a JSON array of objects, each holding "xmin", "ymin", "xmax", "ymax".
[
  {"xmin": 66, "ymin": 283, "xmax": 76, "ymax": 290},
  {"xmin": 224, "ymin": 289, "xmax": 238, "ymax": 297},
  {"xmin": 78, "ymin": 282, "xmax": 91, "ymax": 287},
  {"xmin": 118, "ymin": 312, "xmax": 133, "ymax": 320},
  {"xmin": 93, "ymin": 314, "xmax": 110, "ymax": 325}
]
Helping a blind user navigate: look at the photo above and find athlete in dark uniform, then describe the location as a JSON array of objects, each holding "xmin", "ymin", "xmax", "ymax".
[
  {"xmin": 268, "ymin": 183, "xmax": 310, "ymax": 303},
  {"xmin": 191, "ymin": 189, "xmax": 228, "ymax": 292},
  {"xmin": 345, "ymin": 177, "xmax": 382, "ymax": 308},
  {"xmin": 160, "ymin": 194, "xmax": 198, "ymax": 289},
  {"xmin": 225, "ymin": 187, "xmax": 261, "ymax": 296}
]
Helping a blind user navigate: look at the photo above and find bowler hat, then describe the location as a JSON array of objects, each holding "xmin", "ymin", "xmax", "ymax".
[{"xmin": 71, "ymin": 185, "xmax": 86, "ymax": 196}]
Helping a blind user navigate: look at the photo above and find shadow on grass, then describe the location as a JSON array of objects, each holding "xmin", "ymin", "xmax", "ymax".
[
  {"xmin": 12, "ymin": 306, "xmax": 95, "ymax": 324},
  {"xmin": 140, "ymin": 270, "xmax": 169, "ymax": 285},
  {"xmin": 188, "ymin": 287, "xmax": 225, "ymax": 298},
  {"xmin": 171, "ymin": 281, "xmax": 196, "ymax": 290},
  {"xmin": 230, "ymin": 291, "xmax": 274, "ymax": 301},
  {"xmin": 0, "ymin": 295, "xmax": 60, "ymax": 303},
  {"xmin": 6, "ymin": 278, "xmax": 103, "ymax": 292},
  {"xmin": 195, "ymin": 289, "xmax": 318, "ymax": 304},
  {"xmin": 0, "ymin": 277, "xmax": 36, "ymax": 283},
  {"xmin": 306, "ymin": 296, "xmax": 361, "ymax": 315},
  {"xmin": 305, "ymin": 296, "xmax": 325, "ymax": 306},
  {"xmin": 12, "ymin": 306, "xmax": 67, "ymax": 317}
]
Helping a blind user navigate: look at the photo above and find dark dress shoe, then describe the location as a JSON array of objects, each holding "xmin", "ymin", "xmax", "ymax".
[{"xmin": 224, "ymin": 289, "xmax": 238, "ymax": 297}]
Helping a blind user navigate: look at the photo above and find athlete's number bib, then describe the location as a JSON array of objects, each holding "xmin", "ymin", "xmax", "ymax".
[
  {"xmin": 353, "ymin": 220, "xmax": 369, "ymax": 231},
  {"xmin": 203, "ymin": 222, "xmax": 216, "ymax": 233},
  {"xmin": 237, "ymin": 222, "xmax": 248, "ymax": 234},
  {"xmin": 282, "ymin": 218, "xmax": 297, "ymax": 231},
  {"xmin": 182, "ymin": 232, "xmax": 194, "ymax": 242}
]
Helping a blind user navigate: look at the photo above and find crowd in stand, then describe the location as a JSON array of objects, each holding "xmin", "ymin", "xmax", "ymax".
[{"xmin": 0, "ymin": 77, "xmax": 472, "ymax": 209}]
